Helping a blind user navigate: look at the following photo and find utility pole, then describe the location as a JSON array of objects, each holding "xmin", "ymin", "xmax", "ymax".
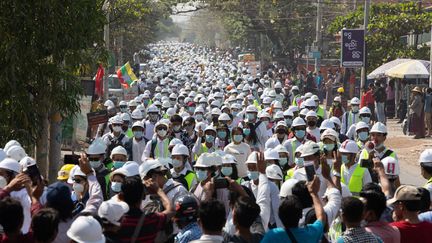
[
  {"xmin": 103, "ymin": 0, "xmax": 110, "ymax": 101},
  {"xmin": 429, "ymin": 25, "xmax": 432, "ymax": 87},
  {"xmin": 315, "ymin": 0, "xmax": 322, "ymax": 73},
  {"xmin": 360, "ymin": 0, "xmax": 370, "ymax": 90}
]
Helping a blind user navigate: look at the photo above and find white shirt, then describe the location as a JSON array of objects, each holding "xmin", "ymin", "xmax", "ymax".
[
  {"xmin": 224, "ymin": 142, "xmax": 251, "ymax": 178},
  {"xmin": 10, "ymin": 189, "xmax": 31, "ymax": 234},
  {"xmin": 341, "ymin": 111, "xmax": 360, "ymax": 134},
  {"xmin": 268, "ymin": 181, "xmax": 283, "ymax": 227},
  {"xmin": 341, "ymin": 163, "xmax": 372, "ymax": 188},
  {"xmin": 143, "ymin": 120, "xmax": 155, "ymax": 141},
  {"xmin": 163, "ymin": 178, "xmax": 188, "ymax": 204},
  {"xmin": 242, "ymin": 173, "xmax": 271, "ymax": 231},
  {"xmin": 132, "ymin": 137, "xmax": 146, "ymax": 163},
  {"xmin": 190, "ymin": 234, "xmax": 224, "ymax": 243},
  {"xmin": 170, "ymin": 165, "xmax": 196, "ymax": 190},
  {"xmin": 283, "ymin": 138, "xmax": 306, "ymax": 166},
  {"xmin": 293, "ymin": 166, "xmax": 328, "ymax": 198},
  {"xmin": 193, "ymin": 182, "xmax": 230, "ymax": 216},
  {"xmin": 307, "ymin": 127, "xmax": 320, "ymax": 142}
]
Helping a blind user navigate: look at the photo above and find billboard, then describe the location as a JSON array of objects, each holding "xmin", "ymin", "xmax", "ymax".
[{"xmin": 341, "ymin": 29, "xmax": 365, "ymax": 67}]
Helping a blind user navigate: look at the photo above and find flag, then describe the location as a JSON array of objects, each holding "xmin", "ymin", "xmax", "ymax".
[
  {"xmin": 95, "ymin": 64, "xmax": 104, "ymax": 97},
  {"xmin": 117, "ymin": 62, "xmax": 138, "ymax": 89}
]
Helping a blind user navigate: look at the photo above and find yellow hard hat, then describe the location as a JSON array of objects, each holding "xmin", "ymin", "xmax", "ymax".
[
  {"xmin": 57, "ymin": 164, "xmax": 75, "ymax": 180},
  {"xmin": 337, "ymin": 87, "xmax": 345, "ymax": 93}
]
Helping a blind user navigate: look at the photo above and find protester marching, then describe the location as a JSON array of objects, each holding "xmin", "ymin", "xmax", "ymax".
[{"xmin": 1, "ymin": 42, "xmax": 432, "ymax": 243}]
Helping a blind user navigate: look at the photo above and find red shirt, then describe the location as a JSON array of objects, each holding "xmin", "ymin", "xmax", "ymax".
[
  {"xmin": 118, "ymin": 208, "xmax": 167, "ymax": 243},
  {"xmin": 390, "ymin": 220, "xmax": 432, "ymax": 243},
  {"xmin": 0, "ymin": 233, "xmax": 34, "ymax": 243},
  {"xmin": 364, "ymin": 90, "xmax": 375, "ymax": 106}
]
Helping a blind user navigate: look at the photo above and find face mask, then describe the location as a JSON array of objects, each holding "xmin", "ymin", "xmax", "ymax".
[
  {"xmin": 246, "ymin": 113, "xmax": 256, "ymax": 120},
  {"xmin": 172, "ymin": 159, "xmax": 182, "ymax": 168},
  {"xmin": 232, "ymin": 111, "xmax": 239, "ymax": 116},
  {"xmin": 307, "ymin": 120, "xmax": 316, "ymax": 127},
  {"xmin": 73, "ymin": 183, "xmax": 84, "ymax": 194},
  {"xmin": 196, "ymin": 170, "xmax": 208, "ymax": 181},
  {"xmin": 195, "ymin": 114, "xmax": 203, "ymax": 121},
  {"xmin": 0, "ymin": 176, "xmax": 7, "ymax": 189},
  {"xmin": 262, "ymin": 120, "xmax": 269, "ymax": 128},
  {"xmin": 134, "ymin": 131, "xmax": 143, "ymax": 139},
  {"xmin": 173, "ymin": 125, "xmax": 181, "ymax": 132},
  {"xmin": 295, "ymin": 157, "xmax": 304, "ymax": 167},
  {"xmin": 352, "ymin": 106, "xmax": 359, "ymax": 113},
  {"xmin": 90, "ymin": 160, "xmax": 101, "ymax": 169},
  {"xmin": 157, "ymin": 130, "xmax": 167, "ymax": 137},
  {"xmin": 188, "ymin": 107, "xmax": 196, "ymax": 113},
  {"xmin": 221, "ymin": 167, "xmax": 233, "ymax": 176},
  {"xmin": 233, "ymin": 134, "xmax": 243, "ymax": 143},
  {"xmin": 149, "ymin": 114, "xmax": 158, "ymax": 122},
  {"xmin": 218, "ymin": 131, "xmax": 227, "ymax": 139},
  {"xmin": 361, "ymin": 117, "xmax": 370, "ymax": 123},
  {"xmin": 111, "ymin": 182, "xmax": 122, "ymax": 193},
  {"xmin": 205, "ymin": 135, "xmax": 215, "ymax": 143},
  {"xmin": 243, "ymin": 128, "xmax": 251, "ymax": 136},
  {"xmin": 113, "ymin": 126, "xmax": 122, "ymax": 133},
  {"xmin": 285, "ymin": 119, "xmax": 292, "ymax": 127},
  {"xmin": 120, "ymin": 108, "xmax": 127, "ymax": 113},
  {"xmin": 295, "ymin": 130, "xmax": 305, "ymax": 139},
  {"xmin": 143, "ymin": 100, "xmax": 149, "ymax": 106},
  {"xmin": 358, "ymin": 131, "xmax": 369, "ymax": 141},
  {"xmin": 323, "ymin": 143, "xmax": 335, "ymax": 151},
  {"xmin": 248, "ymin": 171, "xmax": 259, "ymax": 180},
  {"xmin": 113, "ymin": 161, "xmax": 125, "ymax": 169},
  {"xmin": 279, "ymin": 157, "xmax": 288, "ymax": 166},
  {"xmin": 341, "ymin": 155, "xmax": 350, "ymax": 164}
]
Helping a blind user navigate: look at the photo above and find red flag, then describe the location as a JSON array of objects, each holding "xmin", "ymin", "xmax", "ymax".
[{"xmin": 95, "ymin": 64, "xmax": 104, "ymax": 97}]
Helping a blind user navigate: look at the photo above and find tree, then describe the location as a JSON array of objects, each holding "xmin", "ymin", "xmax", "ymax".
[{"xmin": 328, "ymin": 2, "xmax": 432, "ymax": 71}]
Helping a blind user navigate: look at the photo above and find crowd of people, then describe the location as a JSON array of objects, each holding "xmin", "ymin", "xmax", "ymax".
[{"xmin": 1, "ymin": 42, "xmax": 432, "ymax": 243}]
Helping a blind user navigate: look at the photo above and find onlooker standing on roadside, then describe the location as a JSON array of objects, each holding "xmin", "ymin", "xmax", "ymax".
[
  {"xmin": 386, "ymin": 80, "xmax": 395, "ymax": 118},
  {"xmin": 373, "ymin": 80, "xmax": 386, "ymax": 124},
  {"xmin": 409, "ymin": 87, "xmax": 425, "ymax": 139},
  {"xmin": 424, "ymin": 88, "xmax": 432, "ymax": 137}
]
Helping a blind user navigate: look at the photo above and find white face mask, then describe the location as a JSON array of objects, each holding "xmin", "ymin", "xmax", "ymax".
[
  {"xmin": 113, "ymin": 126, "xmax": 122, "ymax": 133},
  {"xmin": 157, "ymin": 130, "xmax": 167, "ymax": 137},
  {"xmin": 172, "ymin": 159, "xmax": 182, "ymax": 168},
  {"xmin": 0, "ymin": 176, "xmax": 7, "ymax": 189},
  {"xmin": 73, "ymin": 183, "xmax": 84, "ymax": 194}
]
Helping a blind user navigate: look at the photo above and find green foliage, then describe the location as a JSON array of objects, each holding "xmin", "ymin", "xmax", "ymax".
[
  {"xmin": 0, "ymin": 0, "xmax": 105, "ymax": 147},
  {"xmin": 328, "ymin": 2, "xmax": 432, "ymax": 71}
]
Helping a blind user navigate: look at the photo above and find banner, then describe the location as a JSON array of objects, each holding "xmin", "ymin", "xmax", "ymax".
[{"xmin": 341, "ymin": 29, "xmax": 365, "ymax": 68}]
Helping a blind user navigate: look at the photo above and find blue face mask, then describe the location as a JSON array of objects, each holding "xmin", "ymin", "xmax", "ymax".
[
  {"xmin": 243, "ymin": 128, "xmax": 251, "ymax": 136},
  {"xmin": 111, "ymin": 182, "xmax": 122, "ymax": 193},
  {"xmin": 248, "ymin": 171, "xmax": 259, "ymax": 181},
  {"xmin": 205, "ymin": 135, "xmax": 215, "ymax": 143},
  {"xmin": 221, "ymin": 167, "xmax": 233, "ymax": 176},
  {"xmin": 323, "ymin": 143, "xmax": 335, "ymax": 151},
  {"xmin": 133, "ymin": 131, "xmax": 143, "ymax": 139},
  {"xmin": 246, "ymin": 113, "xmax": 256, "ymax": 120},
  {"xmin": 217, "ymin": 131, "xmax": 227, "ymax": 139},
  {"xmin": 279, "ymin": 157, "xmax": 288, "ymax": 166},
  {"xmin": 233, "ymin": 134, "xmax": 243, "ymax": 143},
  {"xmin": 361, "ymin": 117, "xmax": 370, "ymax": 124},
  {"xmin": 285, "ymin": 119, "xmax": 293, "ymax": 127},
  {"xmin": 295, "ymin": 130, "xmax": 306, "ymax": 139},
  {"xmin": 113, "ymin": 161, "xmax": 125, "ymax": 169},
  {"xmin": 358, "ymin": 131, "xmax": 369, "ymax": 141},
  {"xmin": 196, "ymin": 170, "xmax": 208, "ymax": 181},
  {"xmin": 295, "ymin": 157, "xmax": 304, "ymax": 167},
  {"xmin": 341, "ymin": 155, "xmax": 350, "ymax": 164}
]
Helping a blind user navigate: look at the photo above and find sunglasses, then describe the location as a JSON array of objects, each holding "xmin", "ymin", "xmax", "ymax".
[
  {"xmin": 73, "ymin": 178, "xmax": 84, "ymax": 183},
  {"xmin": 157, "ymin": 127, "xmax": 168, "ymax": 131}
]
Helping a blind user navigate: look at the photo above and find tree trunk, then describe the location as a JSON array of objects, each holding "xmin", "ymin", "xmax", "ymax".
[
  {"xmin": 48, "ymin": 112, "xmax": 62, "ymax": 183},
  {"xmin": 35, "ymin": 113, "xmax": 49, "ymax": 179}
]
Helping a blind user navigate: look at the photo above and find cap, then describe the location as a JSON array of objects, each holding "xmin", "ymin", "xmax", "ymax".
[
  {"xmin": 387, "ymin": 185, "xmax": 421, "ymax": 205},
  {"xmin": 98, "ymin": 201, "xmax": 129, "ymax": 226}
]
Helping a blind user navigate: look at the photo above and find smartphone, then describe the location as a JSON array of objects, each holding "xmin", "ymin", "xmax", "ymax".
[
  {"xmin": 304, "ymin": 161, "xmax": 316, "ymax": 181},
  {"xmin": 24, "ymin": 165, "xmax": 41, "ymax": 185},
  {"xmin": 214, "ymin": 178, "xmax": 229, "ymax": 189},
  {"xmin": 360, "ymin": 159, "xmax": 373, "ymax": 169},
  {"xmin": 64, "ymin": 154, "xmax": 80, "ymax": 165}
]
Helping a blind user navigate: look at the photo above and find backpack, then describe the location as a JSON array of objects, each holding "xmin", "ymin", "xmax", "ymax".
[{"xmin": 106, "ymin": 134, "xmax": 126, "ymax": 156}]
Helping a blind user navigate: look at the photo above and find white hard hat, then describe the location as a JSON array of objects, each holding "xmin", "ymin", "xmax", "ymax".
[
  {"xmin": 306, "ymin": 110, "xmax": 317, "ymax": 118},
  {"xmin": 330, "ymin": 116, "xmax": 341, "ymax": 127},
  {"xmin": 274, "ymin": 144, "xmax": 289, "ymax": 154},
  {"xmin": 333, "ymin": 96, "xmax": 342, "ymax": 102},
  {"xmin": 6, "ymin": 145, "xmax": 27, "ymax": 161},
  {"xmin": 299, "ymin": 108, "xmax": 309, "ymax": 117},
  {"xmin": 355, "ymin": 121, "xmax": 369, "ymax": 131},
  {"xmin": 211, "ymin": 108, "xmax": 222, "ymax": 115},
  {"xmin": 320, "ymin": 119, "xmax": 335, "ymax": 131},
  {"xmin": 166, "ymin": 108, "xmax": 177, "ymax": 117},
  {"xmin": 162, "ymin": 100, "xmax": 170, "ymax": 108},
  {"xmin": 19, "ymin": 156, "xmax": 36, "ymax": 171},
  {"xmin": 419, "ymin": 149, "xmax": 432, "ymax": 164},
  {"xmin": 263, "ymin": 97, "xmax": 272, "ymax": 105},
  {"xmin": 122, "ymin": 161, "xmax": 140, "ymax": 177},
  {"xmin": 139, "ymin": 159, "xmax": 166, "ymax": 178},
  {"xmin": 292, "ymin": 117, "xmax": 306, "ymax": 127},
  {"xmin": 280, "ymin": 178, "xmax": 299, "ymax": 198},
  {"xmin": 258, "ymin": 111, "xmax": 271, "ymax": 119},
  {"xmin": 147, "ymin": 105, "xmax": 159, "ymax": 113},
  {"xmin": 338, "ymin": 140, "xmax": 359, "ymax": 154},
  {"xmin": 132, "ymin": 121, "xmax": 145, "ymax": 129},
  {"xmin": 274, "ymin": 82, "xmax": 282, "ymax": 89},
  {"xmin": 350, "ymin": 97, "xmax": 360, "ymax": 105},
  {"xmin": 128, "ymin": 100, "xmax": 137, "ymax": 107},
  {"xmin": 4, "ymin": 140, "xmax": 21, "ymax": 153},
  {"xmin": 204, "ymin": 125, "xmax": 217, "ymax": 133},
  {"xmin": 211, "ymin": 100, "xmax": 221, "ymax": 108},
  {"xmin": 246, "ymin": 105, "xmax": 258, "ymax": 113},
  {"xmin": 169, "ymin": 93, "xmax": 177, "ymax": 99},
  {"xmin": 273, "ymin": 101, "xmax": 282, "ymax": 109},
  {"xmin": 305, "ymin": 92, "xmax": 313, "ymax": 99},
  {"xmin": 304, "ymin": 98, "xmax": 316, "ymax": 107},
  {"xmin": 275, "ymin": 120, "xmax": 287, "ymax": 128},
  {"xmin": 359, "ymin": 107, "xmax": 371, "ymax": 115},
  {"xmin": 87, "ymin": 138, "xmax": 107, "ymax": 155},
  {"xmin": 195, "ymin": 152, "xmax": 217, "ymax": 168},
  {"xmin": 195, "ymin": 106, "xmax": 205, "ymax": 114},
  {"xmin": 119, "ymin": 100, "xmax": 127, "ymax": 106},
  {"xmin": 311, "ymin": 95, "xmax": 319, "ymax": 101},
  {"xmin": 104, "ymin": 100, "xmax": 115, "ymax": 107},
  {"xmin": 0, "ymin": 158, "xmax": 21, "ymax": 173},
  {"xmin": 288, "ymin": 105, "xmax": 299, "ymax": 113},
  {"xmin": 66, "ymin": 216, "xmax": 105, "ymax": 243},
  {"xmin": 320, "ymin": 129, "xmax": 339, "ymax": 142},
  {"xmin": 245, "ymin": 151, "xmax": 258, "ymax": 164},
  {"xmin": 110, "ymin": 146, "xmax": 127, "ymax": 159},
  {"xmin": 300, "ymin": 141, "xmax": 320, "ymax": 157},
  {"xmin": 131, "ymin": 109, "xmax": 143, "ymax": 120},
  {"xmin": 169, "ymin": 138, "xmax": 183, "ymax": 147},
  {"xmin": 222, "ymin": 154, "xmax": 237, "ymax": 164},
  {"xmin": 291, "ymin": 86, "xmax": 299, "ymax": 91},
  {"xmin": 218, "ymin": 113, "xmax": 231, "ymax": 121},
  {"xmin": 381, "ymin": 157, "xmax": 400, "ymax": 176},
  {"xmin": 283, "ymin": 109, "xmax": 294, "ymax": 117},
  {"xmin": 264, "ymin": 149, "xmax": 280, "ymax": 160},
  {"xmin": 370, "ymin": 122, "xmax": 387, "ymax": 134},
  {"xmin": 268, "ymin": 90, "xmax": 276, "ymax": 97},
  {"xmin": 121, "ymin": 113, "xmax": 131, "ymax": 122},
  {"xmin": 111, "ymin": 115, "xmax": 123, "ymax": 124},
  {"xmin": 98, "ymin": 201, "xmax": 129, "ymax": 226},
  {"xmin": 266, "ymin": 164, "xmax": 283, "ymax": 180},
  {"xmin": 171, "ymin": 144, "xmax": 189, "ymax": 157}
]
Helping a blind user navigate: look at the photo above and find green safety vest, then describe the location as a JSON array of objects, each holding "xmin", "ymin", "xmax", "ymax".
[
  {"xmin": 289, "ymin": 140, "xmax": 301, "ymax": 165},
  {"xmin": 285, "ymin": 168, "xmax": 295, "ymax": 180},
  {"xmin": 253, "ymin": 100, "xmax": 262, "ymax": 112},
  {"xmin": 194, "ymin": 143, "xmax": 210, "ymax": 161},
  {"xmin": 292, "ymin": 94, "xmax": 300, "ymax": 106},
  {"xmin": 316, "ymin": 106, "xmax": 325, "ymax": 119},
  {"xmin": 341, "ymin": 164, "xmax": 366, "ymax": 197},
  {"xmin": 126, "ymin": 128, "xmax": 133, "ymax": 139},
  {"xmin": 236, "ymin": 177, "xmax": 245, "ymax": 184},
  {"xmin": 345, "ymin": 111, "xmax": 359, "ymax": 131},
  {"xmin": 184, "ymin": 171, "xmax": 196, "ymax": 191},
  {"xmin": 154, "ymin": 138, "xmax": 170, "ymax": 158}
]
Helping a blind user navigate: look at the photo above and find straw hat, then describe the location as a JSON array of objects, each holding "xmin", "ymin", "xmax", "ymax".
[{"xmin": 412, "ymin": 86, "xmax": 422, "ymax": 94}]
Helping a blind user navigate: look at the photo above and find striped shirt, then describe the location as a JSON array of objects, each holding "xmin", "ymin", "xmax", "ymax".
[{"xmin": 118, "ymin": 208, "xmax": 167, "ymax": 243}]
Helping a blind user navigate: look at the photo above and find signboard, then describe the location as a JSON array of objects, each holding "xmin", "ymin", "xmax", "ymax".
[
  {"xmin": 87, "ymin": 110, "xmax": 108, "ymax": 126},
  {"xmin": 341, "ymin": 29, "xmax": 365, "ymax": 67},
  {"xmin": 308, "ymin": 51, "xmax": 321, "ymax": 59},
  {"xmin": 76, "ymin": 95, "xmax": 92, "ymax": 142},
  {"xmin": 239, "ymin": 61, "xmax": 261, "ymax": 78},
  {"xmin": 123, "ymin": 85, "xmax": 139, "ymax": 101},
  {"xmin": 238, "ymin": 53, "xmax": 256, "ymax": 62}
]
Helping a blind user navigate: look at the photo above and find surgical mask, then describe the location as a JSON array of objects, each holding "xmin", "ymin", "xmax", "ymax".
[
  {"xmin": 195, "ymin": 114, "xmax": 203, "ymax": 121},
  {"xmin": 172, "ymin": 159, "xmax": 182, "ymax": 168},
  {"xmin": 205, "ymin": 135, "xmax": 215, "ymax": 143},
  {"xmin": 295, "ymin": 130, "xmax": 305, "ymax": 139},
  {"xmin": 218, "ymin": 131, "xmax": 227, "ymax": 139},
  {"xmin": 173, "ymin": 125, "xmax": 181, "ymax": 132},
  {"xmin": 196, "ymin": 170, "xmax": 208, "ymax": 181},
  {"xmin": 188, "ymin": 107, "xmax": 196, "ymax": 113},
  {"xmin": 341, "ymin": 155, "xmax": 350, "ymax": 164},
  {"xmin": 352, "ymin": 106, "xmax": 359, "ymax": 113},
  {"xmin": 89, "ymin": 160, "xmax": 101, "ymax": 169},
  {"xmin": 157, "ymin": 130, "xmax": 167, "ymax": 137},
  {"xmin": 243, "ymin": 128, "xmax": 251, "ymax": 136},
  {"xmin": 73, "ymin": 183, "xmax": 84, "ymax": 194},
  {"xmin": 120, "ymin": 107, "xmax": 127, "ymax": 113},
  {"xmin": 361, "ymin": 117, "xmax": 370, "ymax": 124},
  {"xmin": 113, "ymin": 126, "xmax": 122, "ymax": 133},
  {"xmin": 295, "ymin": 157, "xmax": 304, "ymax": 167},
  {"xmin": 323, "ymin": 143, "xmax": 335, "ymax": 151},
  {"xmin": 113, "ymin": 161, "xmax": 125, "ymax": 169},
  {"xmin": 279, "ymin": 157, "xmax": 288, "ymax": 166},
  {"xmin": 111, "ymin": 182, "xmax": 122, "ymax": 193},
  {"xmin": 246, "ymin": 113, "xmax": 256, "ymax": 120},
  {"xmin": 233, "ymin": 134, "xmax": 243, "ymax": 143},
  {"xmin": 262, "ymin": 120, "xmax": 269, "ymax": 128},
  {"xmin": 221, "ymin": 167, "xmax": 233, "ymax": 176},
  {"xmin": 232, "ymin": 111, "xmax": 239, "ymax": 116},
  {"xmin": 247, "ymin": 171, "xmax": 259, "ymax": 181},
  {"xmin": 285, "ymin": 118, "xmax": 292, "ymax": 127},
  {"xmin": 134, "ymin": 131, "xmax": 143, "ymax": 139},
  {"xmin": 358, "ymin": 131, "xmax": 369, "ymax": 141},
  {"xmin": 0, "ymin": 176, "xmax": 7, "ymax": 189}
]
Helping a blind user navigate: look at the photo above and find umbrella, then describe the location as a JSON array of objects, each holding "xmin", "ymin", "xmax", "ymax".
[
  {"xmin": 385, "ymin": 60, "xmax": 430, "ymax": 79},
  {"xmin": 367, "ymin": 58, "xmax": 411, "ymax": 79}
]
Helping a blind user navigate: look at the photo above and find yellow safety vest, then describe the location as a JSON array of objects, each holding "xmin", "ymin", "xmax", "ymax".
[
  {"xmin": 184, "ymin": 171, "xmax": 196, "ymax": 191},
  {"xmin": 316, "ymin": 106, "xmax": 325, "ymax": 119},
  {"xmin": 194, "ymin": 143, "xmax": 210, "ymax": 161},
  {"xmin": 285, "ymin": 168, "xmax": 295, "ymax": 180},
  {"xmin": 341, "ymin": 164, "xmax": 366, "ymax": 197},
  {"xmin": 292, "ymin": 94, "xmax": 300, "ymax": 106},
  {"xmin": 154, "ymin": 138, "xmax": 170, "ymax": 158}
]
